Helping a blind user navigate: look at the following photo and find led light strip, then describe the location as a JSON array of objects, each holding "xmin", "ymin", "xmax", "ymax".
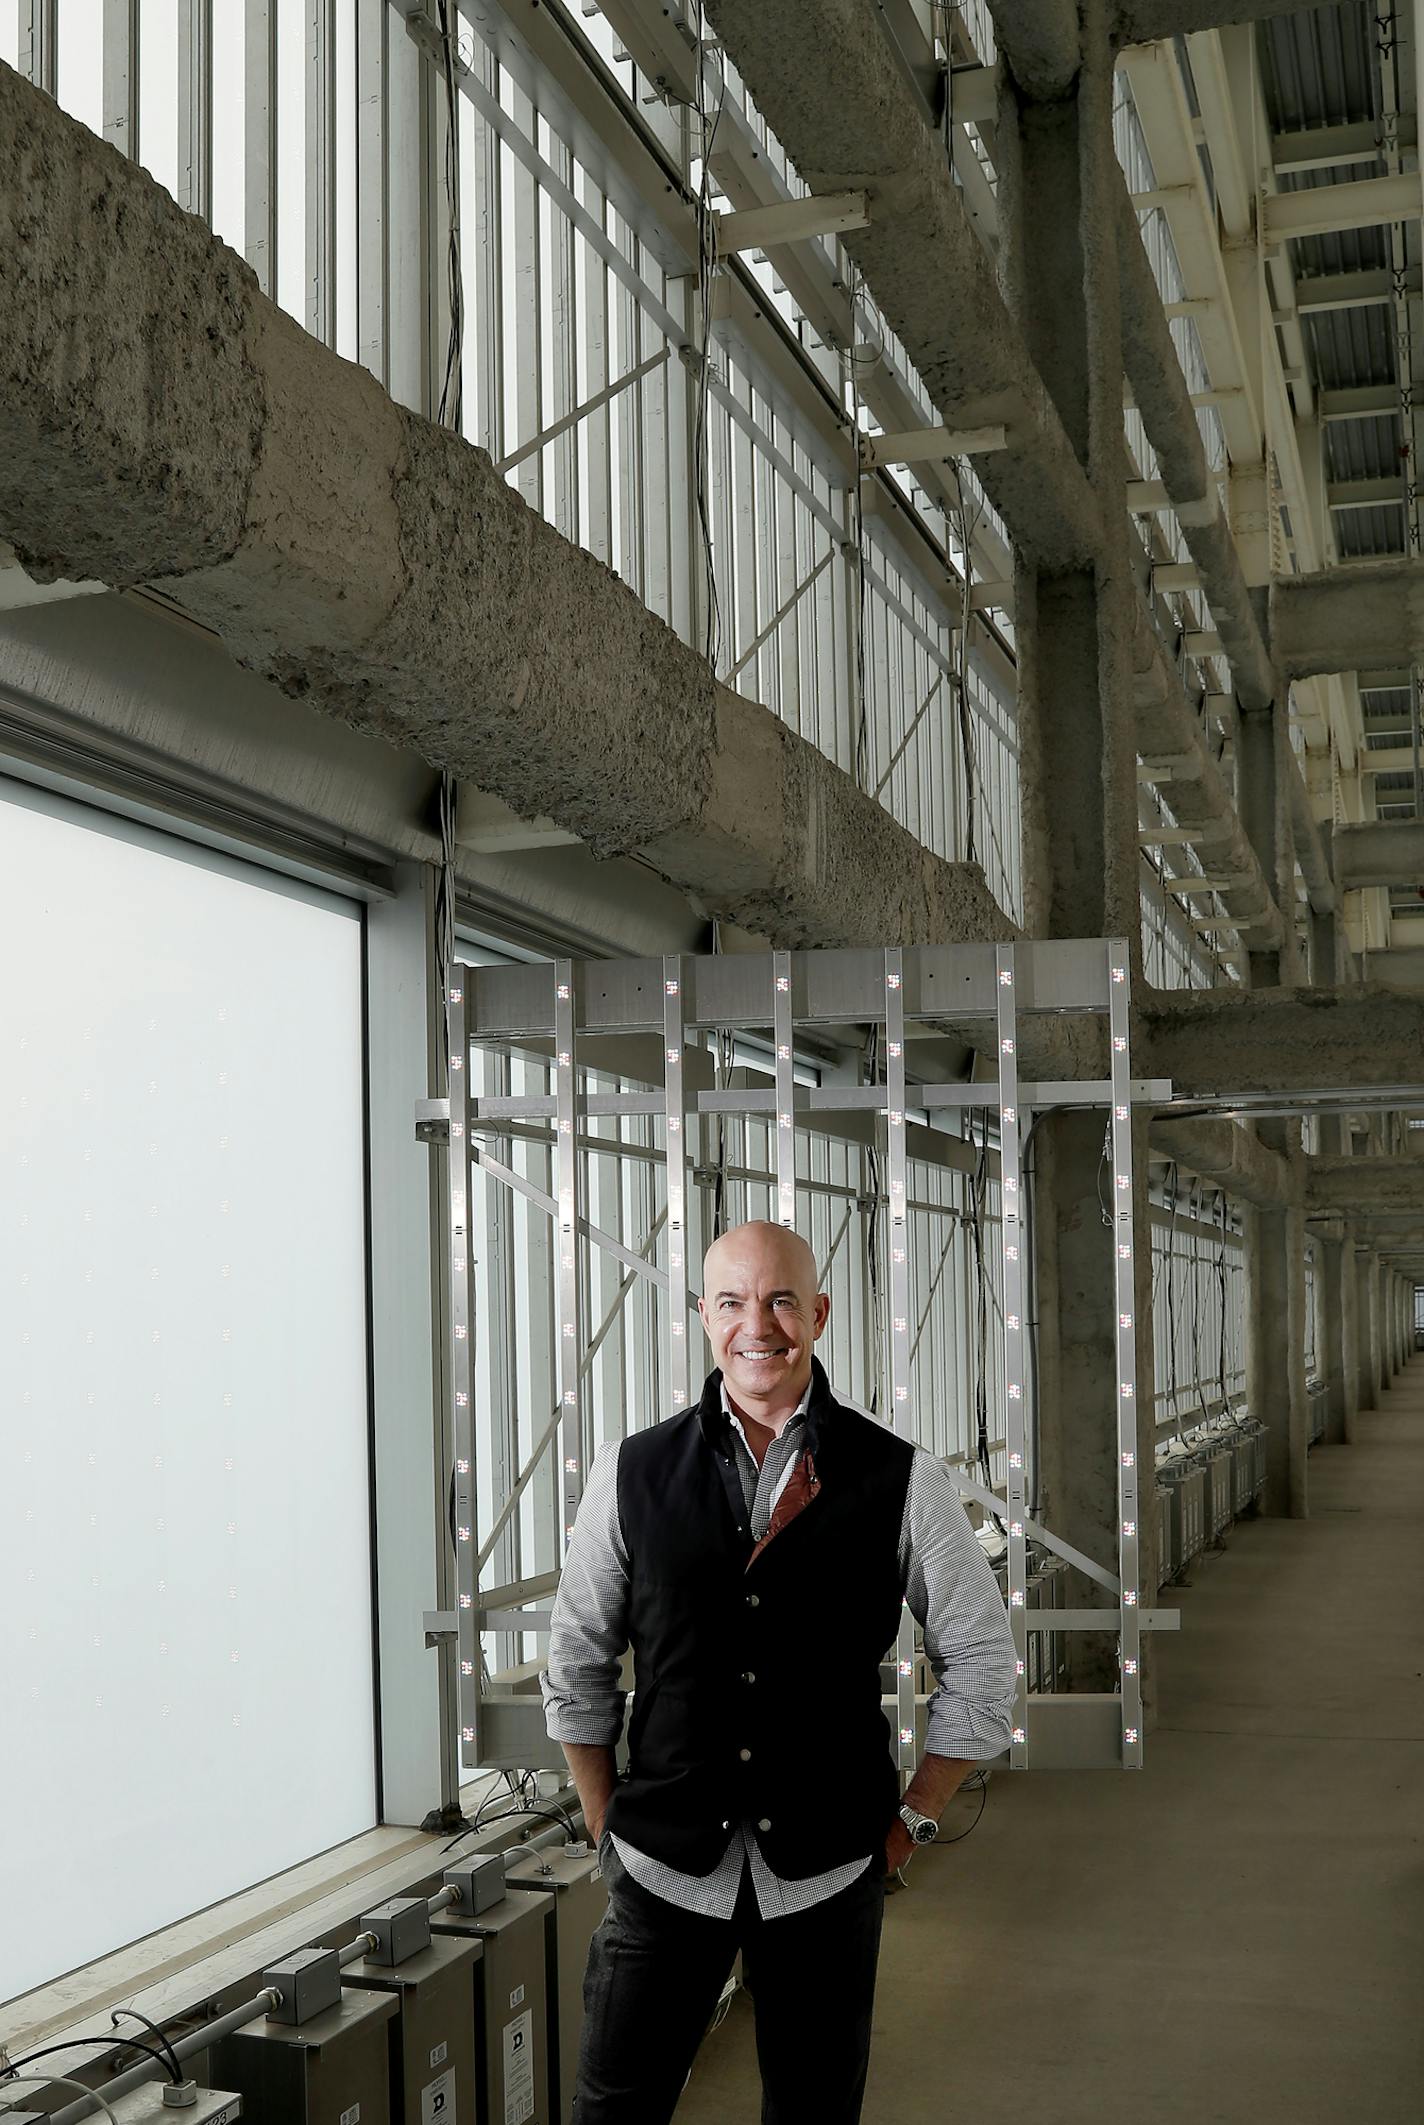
[
  {"xmin": 446, "ymin": 974, "xmax": 480, "ymax": 1763},
  {"xmin": 773, "ymin": 952, "xmax": 796, "ymax": 1230},
  {"xmin": 995, "ymin": 942, "xmax": 1029, "ymax": 1769},
  {"xmin": 1107, "ymin": 939, "xmax": 1144, "ymax": 1766},
  {"xmin": 883, "ymin": 948, "xmax": 916, "ymax": 1774},
  {"xmin": 554, "ymin": 962, "xmax": 584, "ymax": 1559},
  {"xmin": 663, "ymin": 955, "xmax": 690, "ymax": 1413}
]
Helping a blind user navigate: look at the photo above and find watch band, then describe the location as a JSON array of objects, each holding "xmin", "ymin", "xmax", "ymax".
[{"xmin": 898, "ymin": 1801, "xmax": 939, "ymax": 1845}]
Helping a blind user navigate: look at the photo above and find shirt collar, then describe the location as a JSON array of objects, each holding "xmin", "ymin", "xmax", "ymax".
[{"xmin": 719, "ymin": 1377, "xmax": 813, "ymax": 1444}]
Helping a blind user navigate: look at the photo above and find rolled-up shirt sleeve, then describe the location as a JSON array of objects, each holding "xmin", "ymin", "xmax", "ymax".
[
  {"xmin": 539, "ymin": 1438, "xmax": 631, "ymax": 1746},
  {"xmin": 902, "ymin": 1449, "xmax": 1018, "ymax": 1761}
]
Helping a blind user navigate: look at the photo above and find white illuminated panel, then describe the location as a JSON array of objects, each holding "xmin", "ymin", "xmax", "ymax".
[{"xmin": 0, "ymin": 782, "xmax": 375, "ymax": 2003}]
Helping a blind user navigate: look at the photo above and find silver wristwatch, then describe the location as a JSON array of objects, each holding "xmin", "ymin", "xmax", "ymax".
[{"xmin": 898, "ymin": 1801, "xmax": 939, "ymax": 1846}]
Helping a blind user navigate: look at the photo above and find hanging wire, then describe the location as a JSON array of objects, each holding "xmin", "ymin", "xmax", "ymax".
[
  {"xmin": 862, "ymin": 1023, "xmax": 884, "ymax": 1416},
  {"xmin": 434, "ymin": 0, "xmax": 465, "ymax": 433},
  {"xmin": 846, "ymin": 265, "xmax": 872, "ymax": 792},
  {"xmin": 691, "ymin": 4, "xmax": 727, "ymax": 674},
  {"xmin": 709, "ymin": 918, "xmax": 734, "ymax": 1237},
  {"xmin": 950, "ymin": 482, "xmax": 983, "ymax": 868}
]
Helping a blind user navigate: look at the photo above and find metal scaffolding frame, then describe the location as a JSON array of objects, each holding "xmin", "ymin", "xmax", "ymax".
[{"xmin": 419, "ymin": 940, "xmax": 1180, "ymax": 1781}]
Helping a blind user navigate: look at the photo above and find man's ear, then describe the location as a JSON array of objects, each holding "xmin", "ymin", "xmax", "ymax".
[{"xmin": 813, "ymin": 1292, "xmax": 831, "ymax": 1335}]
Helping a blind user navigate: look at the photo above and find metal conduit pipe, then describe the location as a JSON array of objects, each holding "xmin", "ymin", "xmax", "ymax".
[
  {"xmin": 47, "ymin": 1990, "xmax": 283, "ymax": 2125},
  {"xmin": 42, "ymin": 1881, "xmax": 485, "ymax": 2125}
]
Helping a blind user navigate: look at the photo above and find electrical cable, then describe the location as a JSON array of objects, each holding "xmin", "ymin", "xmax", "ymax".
[
  {"xmin": 691, "ymin": 5, "xmax": 727, "ymax": 675},
  {"xmin": 3, "ymin": 2036, "xmax": 176, "ymax": 2087},
  {"xmin": 108, "ymin": 2014, "xmax": 183, "ymax": 2087},
  {"xmin": 0, "ymin": 2075, "xmax": 122, "ymax": 2125},
  {"xmin": 935, "ymin": 1770, "xmax": 989, "ymax": 1844},
  {"xmin": 433, "ymin": 0, "xmax": 464, "ymax": 434},
  {"xmin": 846, "ymin": 266, "xmax": 872, "ymax": 794}
]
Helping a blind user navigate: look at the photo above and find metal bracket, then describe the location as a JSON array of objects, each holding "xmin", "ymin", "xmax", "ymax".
[
  {"xmin": 858, "ymin": 423, "xmax": 1009, "ymax": 469},
  {"xmin": 714, "ymin": 190, "xmax": 870, "ymax": 255},
  {"xmin": 423, "ymin": 1608, "xmax": 457, "ymax": 1648}
]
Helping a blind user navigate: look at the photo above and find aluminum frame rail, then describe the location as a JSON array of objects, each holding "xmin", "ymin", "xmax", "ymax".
[{"xmin": 424, "ymin": 941, "xmax": 1177, "ymax": 1773}]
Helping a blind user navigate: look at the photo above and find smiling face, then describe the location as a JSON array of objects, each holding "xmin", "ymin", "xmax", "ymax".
[{"xmin": 697, "ymin": 1221, "xmax": 830, "ymax": 1421}]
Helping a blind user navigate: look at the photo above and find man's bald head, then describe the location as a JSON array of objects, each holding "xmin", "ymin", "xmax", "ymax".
[
  {"xmin": 697, "ymin": 1220, "xmax": 829, "ymax": 1422},
  {"xmin": 702, "ymin": 1219, "xmax": 818, "ymax": 1296}
]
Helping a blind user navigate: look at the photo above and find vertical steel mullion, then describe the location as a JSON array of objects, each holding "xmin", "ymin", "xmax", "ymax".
[
  {"xmin": 244, "ymin": 0, "xmax": 278, "ymax": 296},
  {"xmin": 772, "ymin": 952, "xmax": 796, "ymax": 1231},
  {"xmin": 995, "ymin": 943, "xmax": 1029, "ymax": 1768},
  {"xmin": 883, "ymin": 950, "xmax": 916, "ymax": 1775},
  {"xmin": 356, "ymin": 0, "xmax": 389, "ymax": 388},
  {"xmin": 554, "ymin": 965, "xmax": 585, "ymax": 1559},
  {"xmin": 663, "ymin": 957, "xmax": 690, "ymax": 1413},
  {"xmin": 178, "ymin": 0, "xmax": 214, "ymax": 223},
  {"xmin": 446, "ymin": 977, "xmax": 480, "ymax": 1767},
  {"xmin": 103, "ymin": 0, "xmax": 139, "ymax": 160},
  {"xmin": 307, "ymin": 0, "xmax": 337, "ymax": 346},
  {"xmin": 1108, "ymin": 939, "xmax": 1144, "ymax": 1766},
  {"xmin": 20, "ymin": 0, "xmax": 58, "ymax": 92}
]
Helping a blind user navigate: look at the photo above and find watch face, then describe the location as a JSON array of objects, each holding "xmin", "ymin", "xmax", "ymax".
[{"xmin": 912, "ymin": 1819, "xmax": 938, "ymax": 1844}]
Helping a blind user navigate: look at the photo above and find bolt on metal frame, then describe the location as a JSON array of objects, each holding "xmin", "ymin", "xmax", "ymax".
[{"xmin": 422, "ymin": 940, "xmax": 1178, "ymax": 1776}]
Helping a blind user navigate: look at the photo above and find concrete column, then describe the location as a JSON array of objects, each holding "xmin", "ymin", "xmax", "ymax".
[
  {"xmin": 1340, "ymin": 1226, "xmax": 1360, "ymax": 1443},
  {"xmin": 998, "ymin": 5, "xmax": 1155, "ymax": 1688},
  {"xmin": 1248, "ymin": 1195, "xmax": 1309, "ymax": 1516},
  {"xmin": 1355, "ymin": 1246, "xmax": 1377, "ymax": 1412},
  {"xmin": 1318, "ymin": 1234, "xmax": 1353, "ymax": 1445},
  {"xmin": 1369, "ymin": 1252, "xmax": 1385, "ymax": 1404}
]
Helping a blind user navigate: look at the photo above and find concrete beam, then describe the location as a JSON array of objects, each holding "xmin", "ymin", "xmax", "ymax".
[
  {"xmin": 1273, "ymin": 560, "xmax": 1424, "ymax": 680},
  {"xmin": 700, "ymin": 1, "xmax": 1285, "ymax": 953},
  {"xmin": 699, "ymin": 3, "xmax": 1099, "ymax": 572},
  {"xmin": 1308, "ymin": 1157, "xmax": 1424, "ymax": 1216},
  {"xmin": 1148, "ymin": 1114, "xmax": 1292, "ymax": 1207},
  {"xmin": 1140, "ymin": 984, "xmax": 1424, "ymax": 1097},
  {"xmin": 984, "ymin": 0, "xmax": 1082, "ymax": 100},
  {"xmin": 1334, "ymin": 821, "xmax": 1424, "ymax": 891},
  {"xmin": 1116, "ymin": 183, "xmax": 1275, "ymax": 710},
  {"xmin": 1367, "ymin": 947, "xmax": 1424, "ymax": 987},
  {"xmin": 0, "ymin": 59, "xmax": 1015, "ymax": 964}
]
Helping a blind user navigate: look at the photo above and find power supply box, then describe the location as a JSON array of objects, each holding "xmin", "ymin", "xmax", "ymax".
[
  {"xmin": 345, "ymin": 1931, "xmax": 483, "ymax": 2125},
  {"xmin": 433, "ymin": 1882, "xmax": 554, "ymax": 2125}
]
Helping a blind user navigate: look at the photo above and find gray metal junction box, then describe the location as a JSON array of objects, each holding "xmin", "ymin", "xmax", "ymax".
[{"xmin": 213, "ymin": 1985, "xmax": 398, "ymax": 2125}]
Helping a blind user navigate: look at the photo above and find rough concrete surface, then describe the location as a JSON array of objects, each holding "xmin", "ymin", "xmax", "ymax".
[
  {"xmin": 1141, "ymin": 981, "xmax": 1424, "ymax": 1095},
  {"xmin": 703, "ymin": 0, "xmax": 1284, "ymax": 950},
  {"xmin": 0, "ymin": 58, "xmax": 1035, "ymax": 956},
  {"xmin": 676, "ymin": 1380, "xmax": 1424, "ymax": 2124},
  {"xmin": 1309, "ymin": 1156, "xmax": 1424, "ymax": 1215},
  {"xmin": 1272, "ymin": 558, "xmax": 1424, "ymax": 681}
]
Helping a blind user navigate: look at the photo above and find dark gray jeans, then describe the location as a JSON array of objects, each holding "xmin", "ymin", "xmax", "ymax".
[{"xmin": 570, "ymin": 1833, "xmax": 888, "ymax": 2125}]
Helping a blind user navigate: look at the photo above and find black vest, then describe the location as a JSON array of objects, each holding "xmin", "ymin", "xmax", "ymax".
[{"xmin": 606, "ymin": 1358, "xmax": 913, "ymax": 1878}]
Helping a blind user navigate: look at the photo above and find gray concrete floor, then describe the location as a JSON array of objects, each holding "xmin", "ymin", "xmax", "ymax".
[{"xmin": 676, "ymin": 1369, "xmax": 1424, "ymax": 2123}]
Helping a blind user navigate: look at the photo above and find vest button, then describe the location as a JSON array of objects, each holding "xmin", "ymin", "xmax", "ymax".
[
  {"xmin": 721, "ymin": 1821, "xmax": 731, "ymax": 1831},
  {"xmin": 739, "ymin": 1747, "xmax": 752, "ymax": 1760},
  {"xmin": 746, "ymin": 1594, "xmax": 760, "ymax": 1607},
  {"xmin": 741, "ymin": 1671, "xmax": 755, "ymax": 1684},
  {"xmin": 757, "ymin": 1818, "xmax": 772, "ymax": 1832}
]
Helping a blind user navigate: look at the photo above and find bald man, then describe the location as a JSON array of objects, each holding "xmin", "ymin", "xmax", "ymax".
[{"xmin": 541, "ymin": 1220, "xmax": 1016, "ymax": 2124}]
